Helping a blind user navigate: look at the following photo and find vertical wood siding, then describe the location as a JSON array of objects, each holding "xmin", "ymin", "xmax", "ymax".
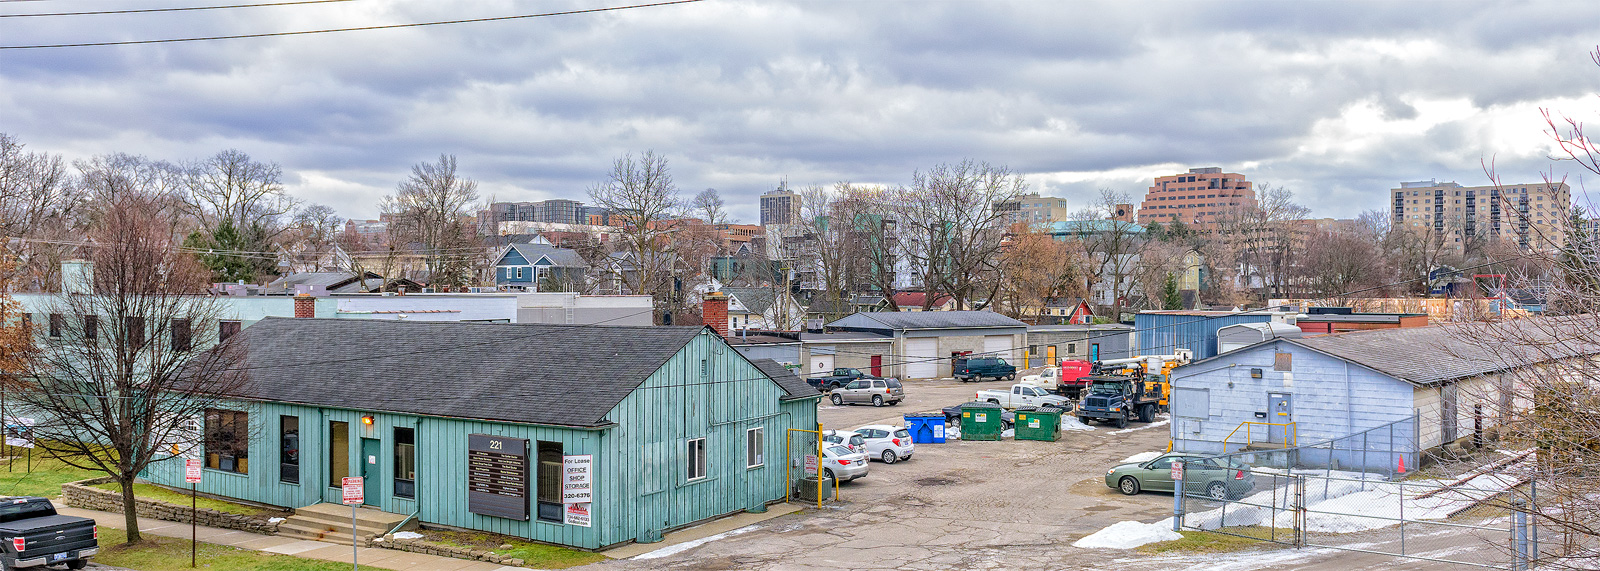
[{"xmin": 143, "ymin": 329, "xmax": 819, "ymax": 550}]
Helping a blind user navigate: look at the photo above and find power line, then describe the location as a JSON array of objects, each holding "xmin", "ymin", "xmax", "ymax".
[
  {"xmin": 0, "ymin": 0, "xmax": 705, "ymax": 50},
  {"xmin": 0, "ymin": 0, "xmax": 353, "ymax": 18}
]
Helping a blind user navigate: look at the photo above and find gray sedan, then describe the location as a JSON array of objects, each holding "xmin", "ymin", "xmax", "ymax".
[{"xmin": 1105, "ymin": 454, "xmax": 1256, "ymax": 500}]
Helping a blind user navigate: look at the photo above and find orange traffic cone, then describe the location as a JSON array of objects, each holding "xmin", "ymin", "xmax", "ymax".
[{"xmin": 1397, "ymin": 455, "xmax": 1406, "ymax": 474}]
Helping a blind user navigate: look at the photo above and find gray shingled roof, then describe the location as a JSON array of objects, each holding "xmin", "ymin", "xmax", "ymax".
[
  {"xmin": 229, "ymin": 318, "xmax": 704, "ymax": 427},
  {"xmin": 722, "ymin": 287, "xmax": 778, "ymax": 315},
  {"xmin": 1281, "ymin": 317, "xmax": 1600, "ymax": 386},
  {"xmin": 827, "ymin": 310, "xmax": 1026, "ymax": 330},
  {"xmin": 750, "ymin": 358, "xmax": 816, "ymax": 400},
  {"xmin": 505, "ymin": 243, "xmax": 588, "ymax": 268}
]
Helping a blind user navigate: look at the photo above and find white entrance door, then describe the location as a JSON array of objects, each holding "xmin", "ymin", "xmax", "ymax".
[
  {"xmin": 983, "ymin": 335, "xmax": 1014, "ymax": 361},
  {"xmin": 906, "ymin": 338, "xmax": 939, "ymax": 379}
]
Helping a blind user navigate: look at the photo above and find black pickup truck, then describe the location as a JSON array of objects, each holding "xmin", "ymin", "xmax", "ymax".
[
  {"xmin": 0, "ymin": 497, "xmax": 98, "ymax": 570},
  {"xmin": 805, "ymin": 368, "xmax": 881, "ymax": 391}
]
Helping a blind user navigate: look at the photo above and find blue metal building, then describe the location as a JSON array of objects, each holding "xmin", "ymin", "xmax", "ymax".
[{"xmin": 1134, "ymin": 310, "xmax": 1289, "ymax": 360}]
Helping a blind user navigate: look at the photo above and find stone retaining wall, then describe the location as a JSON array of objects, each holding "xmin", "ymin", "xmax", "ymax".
[
  {"xmin": 374, "ymin": 534, "xmax": 527, "ymax": 567},
  {"xmin": 62, "ymin": 478, "xmax": 282, "ymax": 534}
]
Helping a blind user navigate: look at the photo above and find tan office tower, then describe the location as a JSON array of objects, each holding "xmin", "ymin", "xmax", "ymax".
[
  {"xmin": 1137, "ymin": 167, "xmax": 1255, "ymax": 228},
  {"xmin": 1389, "ymin": 179, "xmax": 1571, "ymax": 251}
]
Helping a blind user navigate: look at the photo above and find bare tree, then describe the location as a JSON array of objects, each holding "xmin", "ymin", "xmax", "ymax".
[
  {"xmin": 384, "ymin": 154, "xmax": 481, "ymax": 289},
  {"xmin": 15, "ymin": 195, "xmax": 245, "ymax": 543},
  {"xmin": 1213, "ymin": 184, "xmax": 1309, "ymax": 301},
  {"xmin": 692, "ymin": 188, "xmax": 727, "ymax": 226},
  {"xmin": 587, "ymin": 151, "xmax": 683, "ymax": 322},
  {"xmin": 0, "ymin": 134, "xmax": 73, "ymax": 240},
  {"xmin": 994, "ymin": 224, "xmax": 1087, "ymax": 320},
  {"xmin": 178, "ymin": 149, "xmax": 296, "ymax": 237},
  {"xmin": 1296, "ymin": 225, "xmax": 1387, "ymax": 301},
  {"xmin": 1072, "ymin": 189, "xmax": 1148, "ymax": 318},
  {"xmin": 894, "ymin": 160, "xmax": 1027, "ymax": 310}
]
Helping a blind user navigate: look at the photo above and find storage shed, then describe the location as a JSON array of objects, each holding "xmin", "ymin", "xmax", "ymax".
[
  {"xmin": 142, "ymin": 318, "xmax": 820, "ymax": 550},
  {"xmin": 1169, "ymin": 320, "xmax": 1599, "ymax": 470},
  {"xmin": 825, "ymin": 311, "xmax": 1028, "ymax": 380}
]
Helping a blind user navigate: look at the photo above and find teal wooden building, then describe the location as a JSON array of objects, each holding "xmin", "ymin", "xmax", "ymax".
[{"xmin": 142, "ymin": 317, "xmax": 821, "ymax": 549}]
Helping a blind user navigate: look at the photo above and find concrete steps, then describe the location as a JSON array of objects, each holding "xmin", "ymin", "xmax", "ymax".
[{"xmin": 277, "ymin": 503, "xmax": 414, "ymax": 545}]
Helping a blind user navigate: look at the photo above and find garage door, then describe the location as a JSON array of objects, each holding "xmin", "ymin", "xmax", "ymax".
[
  {"xmin": 905, "ymin": 338, "xmax": 938, "ymax": 379},
  {"xmin": 983, "ymin": 335, "xmax": 1014, "ymax": 361}
]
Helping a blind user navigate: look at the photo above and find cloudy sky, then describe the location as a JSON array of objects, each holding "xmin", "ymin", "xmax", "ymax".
[{"xmin": 2, "ymin": 0, "xmax": 1596, "ymax": 223}]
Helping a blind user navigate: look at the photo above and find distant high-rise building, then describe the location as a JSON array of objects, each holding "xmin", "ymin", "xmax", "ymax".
[
  {"xmin": 996, "ymin": 193, "xmax": 1074, "ymax": 227},
  {"xmin": 1390, "ymin": 179, "xmax": 1571, "ymax": 251},
  {"xmin": 760, "ymin": 186, "xmax": 801, "ymax": 226},
  {"xmin": 1137, "ymin": 167, "xmax": 1255, "ymax": 228}
]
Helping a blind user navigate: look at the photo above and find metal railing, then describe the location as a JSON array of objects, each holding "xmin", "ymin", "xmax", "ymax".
[{"xmin": 1221, "ymin": 421, "xmax": 1298, "ymax": 453}]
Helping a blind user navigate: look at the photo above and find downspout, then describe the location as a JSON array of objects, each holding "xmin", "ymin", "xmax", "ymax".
[{"xmin": 1343, "ymin": 360, "xmax": 1353, "ymax": 437}]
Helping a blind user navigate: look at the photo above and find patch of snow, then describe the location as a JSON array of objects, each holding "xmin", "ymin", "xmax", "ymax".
[
  {"xmin": 392, "ymin": 531, "xmax": 424, "ymax": 540},
  {"xmin": 1000, "ymin": 429, "xmax": 1014, "ymax": 438},
  {"xmin": 1073, "ymin": 519, "xmax": 1182, "ymax": 549},
  {"xmin": 1110, "ymin": 419, "xmax": 1169, "ymax": 435},
  {"xmin": 267, "ymin": 517, "xmax": 286, "ymax": 523},
  {"xmin": 632, "ymin": 525, "xmax": 757, "ymax": 560},
  {"xmin": 1060, "ymin": 416, "xmax": 1096, "ymax": 432},
  {"xmin": 1183, "ymin": 471, "xmax": 1522, "ymax": 534},
  {"xmin": 946, "ymin": 426, "xmax": 961, "ymax": 440},
  {"xmin": 1122, "ymin": 451, "xmax": 1162, "ymax": 464}
]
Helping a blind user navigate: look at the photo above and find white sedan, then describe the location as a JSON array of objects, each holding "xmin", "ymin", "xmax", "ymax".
[{"xmin": 852, "ymin": 425, "xmax": 914, "ymax": 464}]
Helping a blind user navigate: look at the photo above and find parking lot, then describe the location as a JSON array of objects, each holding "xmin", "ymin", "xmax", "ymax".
[{"xmin": 596, "ymin": 378, "xmax": 1184, "ymax": 570}]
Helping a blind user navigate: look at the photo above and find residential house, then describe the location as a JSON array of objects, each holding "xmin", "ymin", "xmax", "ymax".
[
  {"xmin": 721, "ymin": 287, "xmax": 805, "ymax": 332},
  {"xmin": 890, "ymin": 292, "xmax": 956, "ymax": 312},
  {"xmin": 1036, "ymin": 298, "xmax": 1095, "ymax": 325},
  {"xmin": 493, "ymin": 243, "xmax": 590, "ymax": 292},
  {"xmin": 141, "ymin": 318, "xmax": 821, "ymax": 550},
  {"xmin": 824, "ymin": 311, "xmax": 1028, "ymax": 380}
]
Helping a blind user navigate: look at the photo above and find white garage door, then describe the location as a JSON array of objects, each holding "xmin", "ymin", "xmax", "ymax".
[
  {"xmin": 983, "ymin": 335, "xmax": 1014, "ymax": 361},
  {"xmin": 905, "ymin": 338, "xmax": 939, "ymax": 379},
  {"xmin": 811, "ymin": 354, "xmax": 834, "ymax": 376}
]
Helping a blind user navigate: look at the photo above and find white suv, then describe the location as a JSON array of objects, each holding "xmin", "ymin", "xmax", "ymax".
[{"xmin": 853, "ymin": 425, "xmax": 914, "ymax": 464}]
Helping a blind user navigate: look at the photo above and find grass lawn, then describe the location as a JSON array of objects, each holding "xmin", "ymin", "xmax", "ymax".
[
  {"xmin": 1138, "ymin": 530, "xmax": 1279, "ymax": 554},
  {"xmin": 427, "ymin": 529, "xmax": 607, "ymax": 569},
  {"xmin": 92, "ymin": 482, "xmax": 277, "ymax": 517},
  {"xmin": 95, "ymin": 527, "xmax": 395, "ymax": 571},
  {"xmin": 0, "ymin": 453, "xmax": 101, "ymax": 498}
]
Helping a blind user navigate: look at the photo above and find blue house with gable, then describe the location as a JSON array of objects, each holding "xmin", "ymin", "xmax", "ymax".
[{"xmin": 493, "ymin": 242, "xmax": 589, "ymax": 292}]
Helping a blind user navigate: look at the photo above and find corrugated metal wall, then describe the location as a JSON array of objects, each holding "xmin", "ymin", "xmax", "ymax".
[{"xmin": 1135, "ymin": 313, "xmax": 1273, "ymax": 359}]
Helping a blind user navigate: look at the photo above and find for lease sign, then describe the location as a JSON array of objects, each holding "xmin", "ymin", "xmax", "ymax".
[{"xmin": 562, "ymin": 455, "xmax": 593, "ymax": 504}]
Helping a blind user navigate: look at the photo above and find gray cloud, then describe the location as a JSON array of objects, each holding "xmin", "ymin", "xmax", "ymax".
[{"xmin": 1, "ymin": 0, "xmax": 1595, "ymax": 223}]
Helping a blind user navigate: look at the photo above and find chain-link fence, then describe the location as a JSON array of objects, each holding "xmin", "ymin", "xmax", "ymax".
[{"xmin": 1178, "ymin": 415, "xmax": 1539, "ymax": 569}]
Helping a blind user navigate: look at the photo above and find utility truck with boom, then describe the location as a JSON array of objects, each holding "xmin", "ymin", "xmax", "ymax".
[{"xmin": 1074, "ymin": 351, "xmax": 1192, "ymax": 428}]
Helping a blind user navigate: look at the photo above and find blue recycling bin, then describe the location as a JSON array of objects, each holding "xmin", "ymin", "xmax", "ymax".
[{"xmin": 904, "ymin": 414, "xmax": 947, "ymax": 444}]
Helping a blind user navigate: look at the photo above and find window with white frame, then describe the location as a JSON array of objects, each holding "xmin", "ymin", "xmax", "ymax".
[
  {"xmin": 686, "ymin": 437, "xmax": 707, "ymax": 480},
  {"xmin": 745, "ymin": 428, "xmax": 763, "ymax": 468},
  {"xmin": 516, "ymin": 267, "xmax": 525, "ymax": 279}
]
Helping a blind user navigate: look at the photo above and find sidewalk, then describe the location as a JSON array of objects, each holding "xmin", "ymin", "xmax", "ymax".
[
  {"xmin": 53, "ymin": 503, "xmax": 522, "ymax": 571},
  {"xmin": 601, "ymin": 503, "xmax": 803, "ymax": 559}
]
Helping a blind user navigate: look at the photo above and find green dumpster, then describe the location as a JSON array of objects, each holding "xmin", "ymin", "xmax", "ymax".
[
  {"xmin": 958, "ymin": 401, "xmax": 1004, "ymax": 441},
  {"xmin": 1015, "ymin": 407, "xmax": 1062, "ymax": 442}
]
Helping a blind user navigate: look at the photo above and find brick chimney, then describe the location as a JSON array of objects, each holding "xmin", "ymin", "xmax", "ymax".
[
  {"xmin": 294, "ymin": 293, "xmax": 315, "ymax": 318},
  {"xmin": 702, "ymin": 291, "xmax": 729, "ymax": 337}
]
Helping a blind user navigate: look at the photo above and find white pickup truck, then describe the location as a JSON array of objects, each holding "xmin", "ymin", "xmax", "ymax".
[{"xmin": 974, "ymin": 384, "xmax": 1072, "ymax": 410}]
